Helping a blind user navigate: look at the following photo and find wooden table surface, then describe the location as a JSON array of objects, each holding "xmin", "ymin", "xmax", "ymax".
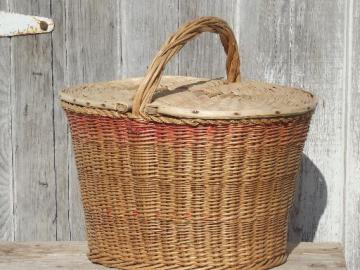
[{"xmin": 0, "ymin": 242, "xmax": 346, "ymax": 269}]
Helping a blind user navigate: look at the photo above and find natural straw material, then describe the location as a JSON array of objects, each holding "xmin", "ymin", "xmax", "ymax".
[{"xmin": 61, "ymin": 16, "xmax": 316, "ymax": 270}]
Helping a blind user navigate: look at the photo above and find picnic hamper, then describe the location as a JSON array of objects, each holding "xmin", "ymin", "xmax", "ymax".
[{"xmin": 60, "ymin": 16, "xmax": 317, "ymax": 270}]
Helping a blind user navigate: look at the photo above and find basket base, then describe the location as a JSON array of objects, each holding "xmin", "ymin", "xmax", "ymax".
[{"xmin": 87, "ymin": 253, "xmax": 288, "ymax": 270}]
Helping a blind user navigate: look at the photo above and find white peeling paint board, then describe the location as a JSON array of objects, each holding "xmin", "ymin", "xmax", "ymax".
[{"xmin": 0, "ymin": 11, "xmax": 54, "ymax": 37}]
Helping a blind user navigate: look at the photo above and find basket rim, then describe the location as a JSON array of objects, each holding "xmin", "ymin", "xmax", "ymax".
[{"xmin": 61, "ymin": 99, "xmax": 315, "ymax": 126}]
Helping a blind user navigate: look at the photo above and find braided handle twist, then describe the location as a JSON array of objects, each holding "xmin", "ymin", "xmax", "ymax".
[{"xmin": 132, "ymin": 16, "xmax": 241, "ymax": 118}]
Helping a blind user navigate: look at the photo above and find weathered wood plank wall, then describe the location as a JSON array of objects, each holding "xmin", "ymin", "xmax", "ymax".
[
  {"xmin": 0, "ymin": 0, "xmax": 357, "ymax": 268},
  {"xmin": 0, "ymin": 0, "xmax": 12, "ymax": 242},
  {"xmin": 346, "ymin": 1, "xmax": 359, "ymax": 269},
  {"xmin": 51, "ymin": 0, "xmax": 69, "ymax": 241},
  {"xmin": 11, "ymin": 0, "xmax": 56, "ymax": 241}
]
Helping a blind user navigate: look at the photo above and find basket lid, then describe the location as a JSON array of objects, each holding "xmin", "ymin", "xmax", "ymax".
[
  {"xmin": 60, "ymin": 76, "xmax": 316, "ymax": 119},
  {"xmin": 60, "ymin": 17, "xmax": 317, "ymax": 123}
]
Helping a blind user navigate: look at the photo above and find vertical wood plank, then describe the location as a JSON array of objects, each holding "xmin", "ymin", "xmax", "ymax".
[
  {"xmin": 346, "ymin": 1, "xmax": 359, "ymax": 269},
  {"xmin": 66, "ymin": 0, "xmax": 121, "ymax": 240},
  {"xmin": 51, "ymin": 0, "xmax": 70, "ymax": 240},
  {"xmin": 178, "ymin": 0, "xmax": 237, "ymax": 78},
  {"xmin": 288, "ymin": 0, "xmax": 345, "ymax": 243},
  {"xmin": 0, "ymin": 0, "xmax": 14, "ymax": 241},
  {"xmin": 11, "ymin": 0, "xmax": 56, "ymax": 240},
  {"xmin": 237, "ymin": 0, "xmax": 291, "ymax": 84},
  {"xmin": 121, "ymin": 0, "xmax": 179, "ymax": 77}
]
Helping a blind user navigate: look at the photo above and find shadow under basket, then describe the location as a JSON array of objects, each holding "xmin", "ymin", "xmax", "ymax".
[{"xmin": 61, "ymin": 16, "xmax": 317, "ymax": 270}]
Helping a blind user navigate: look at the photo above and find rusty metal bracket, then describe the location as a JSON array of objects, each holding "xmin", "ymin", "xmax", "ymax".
[{"xmin": 0, "ymin": 11, "xmax": 54, "ymax": 37}]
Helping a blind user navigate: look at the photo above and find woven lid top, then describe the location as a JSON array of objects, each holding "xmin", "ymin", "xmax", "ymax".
[
  {"xmin": 60, "ymin": 16, "xmax": 317, "ymax": 123},
  {"xmin": 60, "ymin": 76, "xmax": 316, "ymax": 119}
]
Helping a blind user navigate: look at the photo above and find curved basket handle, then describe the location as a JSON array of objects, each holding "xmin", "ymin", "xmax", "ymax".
[{"xmin": 132, "ymin": 16, "xmax": 241, "ymax": 118}]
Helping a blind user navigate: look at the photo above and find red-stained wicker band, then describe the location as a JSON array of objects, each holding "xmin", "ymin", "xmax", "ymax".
[{"xmin": 61, "ymin": 16, "xmax": 315, "ymax": 270}]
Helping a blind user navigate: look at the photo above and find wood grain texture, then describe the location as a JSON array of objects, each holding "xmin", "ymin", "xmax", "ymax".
[
  {"xmin": 0, "ymin": 0, "xmax": 13, "ymax": 241},
  {"xmin": 65, "ymin": 0, "xmax": 121, "ymax": 240},
  {"xmin": 0, "ymin": 242, "xmax": 346, "ymax": 270},
  {"xmin": 345, "ymin": 1, "xmax": 359, "ymax": 269},
  {"xmin": 11, "ymin": 0, "xmax": 56, "ymax": 241},
  {"xmin": 178, "ymin": 0, "xmax": 237, "ymax": 78},
  {"xmin": 288, "ymin": 0, "xmax": 345, "ymax": 243},
  {"xmin": 51, "ymin": 0, "xmax": 70, "ymax": 240},
  {"xmin": 120, "ymin": 0, "xmax": 179, "ymax": 77},
  {"xmin": 237, "ymin": 0, "xmax": 291, "ymax": 84}
]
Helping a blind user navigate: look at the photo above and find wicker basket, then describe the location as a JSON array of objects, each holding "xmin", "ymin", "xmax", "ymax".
[{"xmin": 61, "ymin": 17, "xmax": 317, "ymax": 270}]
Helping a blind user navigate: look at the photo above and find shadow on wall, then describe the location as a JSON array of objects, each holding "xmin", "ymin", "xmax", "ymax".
[{"xmin": 288, "ymin": 154, "xmax": 327, "ymax": 249}]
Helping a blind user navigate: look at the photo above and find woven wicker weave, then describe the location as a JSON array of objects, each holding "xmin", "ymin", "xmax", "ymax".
[{"xmin": 61, "ymin": 16, "xmax": 316, "ymax": 270}]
